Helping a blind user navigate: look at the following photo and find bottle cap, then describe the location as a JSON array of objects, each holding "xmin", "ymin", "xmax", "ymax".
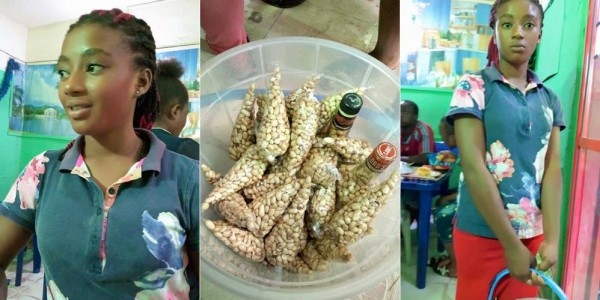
[
  {"xmin": 339, "ymin": 93, "xmax": 363, "ymax": 116},
  {"xmin": 366, "ymin": 142, "xmax": 398, "ymax": 172}
]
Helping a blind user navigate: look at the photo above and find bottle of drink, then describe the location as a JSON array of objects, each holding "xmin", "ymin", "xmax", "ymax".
[
  {"xmin": 336, "ymin": 142, "xmax": 398, "ymax": 209},
  {"xmin": 327, "ymin": 92, "xmax": 363, "ymax": 138}
]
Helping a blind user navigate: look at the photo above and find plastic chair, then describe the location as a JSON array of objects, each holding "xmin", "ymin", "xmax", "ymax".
[
  {"xmin": 401, "ymin": 208, "xmax": 412, "ymax": 264},
  {"xmin": 14, "ymin": 234, "xmax": 41, "ymax": 286}
]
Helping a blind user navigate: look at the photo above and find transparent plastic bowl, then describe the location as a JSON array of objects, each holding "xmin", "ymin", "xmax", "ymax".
[{"xmin": 200, "ymin": 37, "xmax": 400, "ymax": 300}]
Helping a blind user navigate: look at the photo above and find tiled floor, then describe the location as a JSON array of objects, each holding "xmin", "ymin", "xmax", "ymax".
[
  {"xmin": 200, "ymin": 0, "xmax": 381, "ymax": 66},
  {"xmin": 401, "ymin": 224, "xmax": 458, "ymax": 300},
  {"xmin": 4, "ymin": 253, "xmax": 45, "ymax": 300}
]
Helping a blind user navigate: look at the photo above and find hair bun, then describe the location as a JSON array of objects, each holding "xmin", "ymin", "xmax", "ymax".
[{"xmin": 156, "ymin": 58, "xmax": 184, "ymax": 79}]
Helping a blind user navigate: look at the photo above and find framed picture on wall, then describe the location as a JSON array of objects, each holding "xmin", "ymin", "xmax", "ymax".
[
  {"xmin": 400, "ymin": 0, "xmax": 494, "ymax": 89},
  {"xmin": 156, "ymin": 45, "xmax": 200, "ymax": 142},
  {"xmin": 0, "ymin": 53, "xmax": 26, "ymax": 133},
  {"xmin": 8, "ymin": 62, "xmax": 77, "ymax": 139}
]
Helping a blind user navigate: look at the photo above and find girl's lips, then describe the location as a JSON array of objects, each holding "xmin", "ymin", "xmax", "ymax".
[{"xmin": 67, "ymin": 105, "xmax": 92, "ymax": 120}]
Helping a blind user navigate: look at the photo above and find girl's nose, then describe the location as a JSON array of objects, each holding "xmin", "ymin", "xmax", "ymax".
[{"xmin": 63, "ymin": 71, "xmax": 85, "ymax": 96}]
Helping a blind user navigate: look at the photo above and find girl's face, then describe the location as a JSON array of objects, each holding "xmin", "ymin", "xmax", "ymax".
[
  {"xmin": 57, "ymin": 24, "xmax": 148, "ymax": 136},
  {"xmin": 494, "ymin": 0, "xmax": 542, "ymax": 66}
]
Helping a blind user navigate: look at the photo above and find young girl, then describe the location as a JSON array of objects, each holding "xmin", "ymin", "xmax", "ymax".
[
  {"xmin": 152, "ymin": 58, "xmax": 199, "ymax": 160},
  {"xmin": 445, "ymin": 0, "xmax": 564, "ymax": 298},
  {"xmin": 0, "ymin": 9, "xmax": 199, "ymax": 299}
]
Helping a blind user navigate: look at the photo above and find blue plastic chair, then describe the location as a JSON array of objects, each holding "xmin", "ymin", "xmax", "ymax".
[
  {"xmin": 487, "ymin": 268, "xmax": 568, "ymax": 300},
  {"xmin": 14, "ymin": 234, "xmax": 41, "ymax": 286}
]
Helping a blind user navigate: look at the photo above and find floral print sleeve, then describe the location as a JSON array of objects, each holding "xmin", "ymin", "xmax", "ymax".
[
  {"xmin": 0, "ymin": 152, "xmax": 49, "ymax": 231},
  {"xmin": 446, "ymin": 74, "xmax": 486, "ymax": 124}
]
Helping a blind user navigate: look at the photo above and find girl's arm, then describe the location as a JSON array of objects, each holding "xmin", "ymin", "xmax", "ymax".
[
  {"xmin": 455, "ymin": 115, "xmax": 534, "ymax": 281},
  {"xmin": 537, "ymin": 127, "xmax": 562, "ymax": 270},
  {"xmin": 0, "ymin": 215, "xmax": 33, "ymax": 300}
]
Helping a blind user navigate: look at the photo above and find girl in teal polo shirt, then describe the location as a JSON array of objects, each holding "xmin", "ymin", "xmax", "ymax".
[
  {"xmin": 445, "ymin": 0, "xmax": 565, "ymax": 299},
  {"xmin": 0, "ymin": 9, "xmax": 199, "ymax": 299}
]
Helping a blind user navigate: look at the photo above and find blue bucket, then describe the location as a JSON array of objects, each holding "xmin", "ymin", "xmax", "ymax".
[{"xmin": 487, "ymin": 268, "xmax": 568, "ymax": 300}]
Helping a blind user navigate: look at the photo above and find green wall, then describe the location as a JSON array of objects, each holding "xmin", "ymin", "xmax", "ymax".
[
  {"xmin": 400, "ymin": 0, "xmax": 590, "ymax": 291},
  {"xmin": 0, "ymin": 69, "xmax": 67, "ymax": 198}
]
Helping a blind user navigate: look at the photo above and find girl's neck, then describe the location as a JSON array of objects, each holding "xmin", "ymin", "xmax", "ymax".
[
  {"xmin": 497, "ymin": 60, "xmax": 529, "ymax": 91},
  {"xmin": 83, "ymin": 128, "xmax": 142, "ymax": 160}
]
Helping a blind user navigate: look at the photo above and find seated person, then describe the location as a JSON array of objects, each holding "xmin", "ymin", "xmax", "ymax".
[
  {"xmin": 152, "ymin": 58, "xmax": 199, "ymax": 160},
  {"xmin": 430, "ymin": 117, "xmax": 459, "ymax": 278},
  {"xmin": 400, "ymin": 100, "xmax": 435, "ymax": 165}
]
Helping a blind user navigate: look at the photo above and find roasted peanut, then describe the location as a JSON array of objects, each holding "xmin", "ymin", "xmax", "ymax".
[
  {"xmin": 205, "ymin": 220, "xmax": 265, "ymax": 262},
  {"xmin": 229, "ymin": 83, "xmax": 257, "ymax": 161},
  {"xmin": 248, "ymin": 181, "xmax": 299, "ymax": 238},
  {"xmin": 325, "ymin": 171, "xmax": 400, "ymax": 245},
  {"xmin": 201, "ymin": 163, "xmax": 222, "ymax": 185},
  {"xmin": 306, "ymin": 183, "xmax": 336, "ymax": 240},
  {"xmin": 265, "ymin": 177, "xmax": 312, "ymax": 268},
  {"xmin": 202, "ymin": 145, "xmax": 268, "ymax": 211},
  {"xmin": 271, "ymin": 97, "xmax": 320, "ymax": 176},
  {"xmin": 256, "ymin": 66, "xmax": 291, "ymax": 163},
  {"xmin": 298, "ymin": 147, "xmax": 340, "ymax": 186},
  {"xmin": 322, "ymin": 137, "xmax": 372, "ymax": 164},
  {"xmin": 215, "ymin": 193, "xmax": 257, "ymax": 232},
  {"xmin": 284, "ymin": 75, "xmax": 320, "ymax": 117}
]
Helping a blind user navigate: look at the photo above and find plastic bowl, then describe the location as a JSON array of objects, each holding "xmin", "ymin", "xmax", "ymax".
[{"xmin": 199, "ymin": 37, "xmax": 400, "ymax": 300}]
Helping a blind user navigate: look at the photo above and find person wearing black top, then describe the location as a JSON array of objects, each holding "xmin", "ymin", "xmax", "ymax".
[{"xmin": 152, "ymin": 58, "xmax": 199, "ymax": 161}]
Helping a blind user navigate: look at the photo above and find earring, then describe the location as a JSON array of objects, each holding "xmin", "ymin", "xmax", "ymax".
[{"xmin": 136, "ymin": 90, "xmax": 140, "ymax": 95}]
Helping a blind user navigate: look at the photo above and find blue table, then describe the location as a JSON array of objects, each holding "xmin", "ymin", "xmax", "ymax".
[{"xmin": 402, "ymin": 171, "xmax": 451, "ymax": 289}]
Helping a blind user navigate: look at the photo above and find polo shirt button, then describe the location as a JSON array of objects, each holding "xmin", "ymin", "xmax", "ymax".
[
  {"xmin": 96, "ymin": 208, "xmax": 102, "ymax": 216},
  {"xmin": 108, "ymin": 187, "xmax": 116, "ymax": 195}
]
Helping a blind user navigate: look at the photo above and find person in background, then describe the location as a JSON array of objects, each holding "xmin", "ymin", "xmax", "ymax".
[
  {"xmin": 201, "ymin": 0, "xmax": 248, "ymax": 54},
  {"xmin": 430, "ymin": 117, "xmax": 459, "ymax": 278},
  {"xmin": 368, "ymin": 0, "xmax": 400, "ymax": 69},
  {"xmin": 0, "ymin": 9, "xmax": 199, "ymax": 299},
  {"xmin": 152, "ymin": 58, "xmax": 199, "ymax": 160},
  {"xmin": 401, "ymin": 99, "xmax": 435, "ymax": 166},
  {"xmin": 446, "ymin": 0, "xmax": 564, "ymax": 298}
]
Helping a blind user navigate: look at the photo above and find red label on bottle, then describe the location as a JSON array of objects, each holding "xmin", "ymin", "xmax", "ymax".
[{"xmin": 366, "ymin": 142, "xmax": 398, "ymax": 172}]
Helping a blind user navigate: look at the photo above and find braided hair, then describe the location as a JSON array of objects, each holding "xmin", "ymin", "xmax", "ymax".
[
  {"xmin": 155, "ymin": 58, "xmax": 189, "ymax": 119},
  {"xmin": 67, "ymin": 8, "xmax": 159, "ymax": 130},
  {"xmin": 486, "ymin": 0, "xmax": 544, "ymax": 67}
]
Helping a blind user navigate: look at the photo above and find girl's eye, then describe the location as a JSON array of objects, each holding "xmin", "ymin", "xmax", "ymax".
[
  {"xmin": 57, "ymin": 69, "xmax": 69, "ymax": 79},
  {"xmin": 87, "ymin": 64, "xmax": 104, "ymax": 74},
  {"xmin": 524, "ymin": 23, "xmax": 535, "ymax": 29},
  {"xmin": 502, "ymin": 22, "xmax": 512, "ymax": 29}
]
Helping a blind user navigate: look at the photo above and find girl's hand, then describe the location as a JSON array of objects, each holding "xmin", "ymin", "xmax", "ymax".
[
  {"xmin": 528, "ymin": 240, "xmax": 558, "ymax": 286},
  {"xmin": 504, "ymin": 242, "xmax": 536, "ymax": 283}
]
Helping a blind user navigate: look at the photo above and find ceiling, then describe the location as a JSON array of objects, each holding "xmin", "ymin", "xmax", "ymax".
[{"xmin": 0, "ymin": 0, "xmax": 176, "ymax": 28}]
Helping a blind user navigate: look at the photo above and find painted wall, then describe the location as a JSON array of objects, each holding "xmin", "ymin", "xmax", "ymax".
[
  {"xmin": 0, "ymin": 12, "xmax": 28, "ymax": 197},
  {"xmin": 0, "ymin": 0, "xmax": 200, "ymax": 198}
]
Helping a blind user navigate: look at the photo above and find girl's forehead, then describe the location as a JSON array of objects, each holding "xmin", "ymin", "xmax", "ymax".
[
  {"xmin": 62, "ymin": 24, "xmax": 130, "ymax": 55},
  {"xmin": 497, "ymin": 0, "xmax": 542, "ymax": 17}
]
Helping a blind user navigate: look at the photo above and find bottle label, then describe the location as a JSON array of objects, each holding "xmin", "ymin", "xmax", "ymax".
[
  {"xmin": 332, "ymin": 113, "xmax": 356, "ymax": 130},
  {"xmin": 366, "ymin": 142, "xmax": 398, "ymax": 172}
]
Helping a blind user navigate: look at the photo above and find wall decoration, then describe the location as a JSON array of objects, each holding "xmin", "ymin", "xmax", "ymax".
[{"xmin": 9, "ymin": 63, "xmax": 77, "ymax": 139}]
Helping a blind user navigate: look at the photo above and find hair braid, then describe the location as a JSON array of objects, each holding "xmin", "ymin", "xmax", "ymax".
[
  {"xmin": 67, "ymin": 8, "xmax": 159, "ymax": 130},
  {"xmin": 486, "ymin": 0, "xmax": 544, "ymax": 67}
]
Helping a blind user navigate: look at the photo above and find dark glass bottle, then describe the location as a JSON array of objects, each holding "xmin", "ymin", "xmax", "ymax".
[{"xmin": 327, "ymin": 92, "xmax": 363, "ymax": 138}]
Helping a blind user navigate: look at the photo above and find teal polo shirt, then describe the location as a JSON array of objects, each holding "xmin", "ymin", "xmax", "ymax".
[
  {"xmin": 445, "ymin": 66, "xmax": 565, "ymax": 239},
  {"xmin": 1, "ymin": 129, "xmax": 199, "ymax": 299}
]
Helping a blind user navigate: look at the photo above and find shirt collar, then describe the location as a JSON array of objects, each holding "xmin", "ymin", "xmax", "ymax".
[
  {"xmin": 484, "ymin": 64, "xmax": 543, "ymax": 88},
  {"xmin": 59, "ymin": 129, "xmax": 166, "ymax": 173}
]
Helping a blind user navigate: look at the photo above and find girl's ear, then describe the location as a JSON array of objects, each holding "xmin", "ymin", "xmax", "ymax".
[
  {"xmin": 135, "ymin": 68, "xmax": 152, "ymax": 97},
  {"xmin": 169, "ymin": 104, "xmax": 181, "ymax": 120}
]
